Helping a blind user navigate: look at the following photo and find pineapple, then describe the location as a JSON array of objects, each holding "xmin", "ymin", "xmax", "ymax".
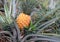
[
  {"xmin": 16, "ymin": 0, "xmax": 39, "ymax": 30},
  {"xmin": 16, "ymin": 13, "xmax": 31, "ymax": 30}
]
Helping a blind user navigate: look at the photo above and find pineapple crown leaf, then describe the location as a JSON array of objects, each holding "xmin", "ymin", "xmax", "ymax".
[{"xmin": 19, "ymin": 0, "xmax": 39, "ymax": 14}]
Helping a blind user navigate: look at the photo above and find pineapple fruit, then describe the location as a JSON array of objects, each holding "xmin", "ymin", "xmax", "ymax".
[{"xmin": 16, "ymin": 13, "xmax": 31, "ymax": 30}]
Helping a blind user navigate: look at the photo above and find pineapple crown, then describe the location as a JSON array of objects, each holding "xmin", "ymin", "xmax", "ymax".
[{"xmin": 20, "ymin": 0, "xmax": 39, "ymax": 15}]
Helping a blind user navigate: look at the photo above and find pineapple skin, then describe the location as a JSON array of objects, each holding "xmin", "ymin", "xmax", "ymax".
[{"xmin": 16, "ymin": 13, "xmax": 31, "ymax": 30}]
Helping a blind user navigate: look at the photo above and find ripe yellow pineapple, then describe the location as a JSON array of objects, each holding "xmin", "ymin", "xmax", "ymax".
[{"xmin": 16, "ymin": 13, "xmax": 31, "ymax": 30}]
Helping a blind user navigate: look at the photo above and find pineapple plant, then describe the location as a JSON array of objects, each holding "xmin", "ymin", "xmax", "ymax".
[
  {"xmin": 0, "ymin": 0, "xmax": 21, "ymax": 42},
  {"xmin": 0, "ymin": 2, "xmax": 13, "ymax": 31},
  {"xmin": 0, "ymin": 0, "xmax": 60, "ymax": 42},
  {"xmin": 16, "ymin": 0, "xmax": 60, "ymax": 36},
  {"xmin": 20, "ymin": 0, "xmax": 60, "ymax": 42}
]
